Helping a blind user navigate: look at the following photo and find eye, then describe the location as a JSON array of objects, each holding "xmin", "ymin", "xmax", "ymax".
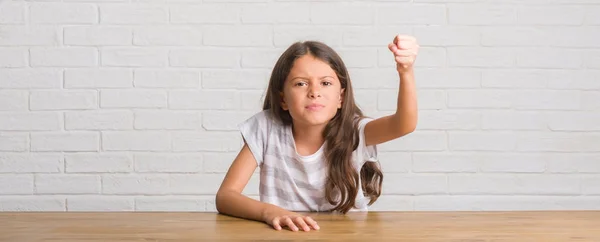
[
  {"xmin": 294, "ymin": 82, "xmax": 307, "ymax": 87},
  {"xmin": 322, "ymin": 81, "xmax": 333, "ymax": 86}
]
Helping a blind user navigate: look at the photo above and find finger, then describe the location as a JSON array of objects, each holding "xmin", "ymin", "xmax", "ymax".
[
  {"xmin": 393, "ymin": 50, "xmax": 414, "ymax": 57},
  {"xmin": 395, "ymin": 56, "xmax": 413, "ymax": 65},
  {"xmin": 284, "ymin": 217, "xmax": 298, "ymax": 232},
  {"xmin": 271, "ymin": 217, "xmax": 282, "ymax": 231},
  {"xmin": 393, "ymin": 34, "xmax": 416, "ymax": 45},
  {"xmin": 294, "ymin": 217, "xmax": 310, "ymax": 231},
  {"xmin": 304, "ymin": 216, "xmax": 320, "ymax": 230},
  {"xmin": 397, "ymin": 40, "xmax": 417, "ymax": 50}
]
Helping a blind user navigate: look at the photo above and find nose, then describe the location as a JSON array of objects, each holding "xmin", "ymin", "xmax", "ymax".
[{"xmin": 308, "ymin": 86, "xmax": 321, "ymax": 98}]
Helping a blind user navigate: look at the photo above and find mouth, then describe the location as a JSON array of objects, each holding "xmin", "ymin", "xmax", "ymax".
[{"xmin": 305, "ymin": 104, "xmax": 325, "ymax": 111}]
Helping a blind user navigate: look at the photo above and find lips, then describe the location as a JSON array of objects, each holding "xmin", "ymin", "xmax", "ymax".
[{"xmin": 306, "ymin": 104, "xmax": 325, "ymax": 111}]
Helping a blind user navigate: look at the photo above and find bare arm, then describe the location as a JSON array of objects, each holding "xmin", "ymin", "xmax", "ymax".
[
  {"xmin": 215, "ymin": 143, "xmax": 319, "ymax": 231},
  {"xmin": 364, "ymin": 35, "xmax": 419, "ymax": 147}
]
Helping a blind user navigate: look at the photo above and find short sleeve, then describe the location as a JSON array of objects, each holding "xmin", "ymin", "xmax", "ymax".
[
  {"xmin": 356, "ymin": 117, "xmax": 378, "ymax": 165},
  {"xmin": 238, "ymin": 110, "xmax": 271, "ymax": 166}
]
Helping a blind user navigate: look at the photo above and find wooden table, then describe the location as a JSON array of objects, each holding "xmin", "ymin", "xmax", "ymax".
[{"xmin": 1, "ymin": 211, "xmax": 599, "ymax": 241}]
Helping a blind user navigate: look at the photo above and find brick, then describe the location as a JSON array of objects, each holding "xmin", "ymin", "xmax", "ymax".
[
  {"xmin": 376, "ymin": 152, "xmax": 411, "ymax": 173},
  {"xmin": 448, "ymin": 4, "xmax": 516, "ymax": 25},
  {"xmin": 0, "ymin": 90, "xmax": 28, "ymax": 111},
  {"xmin": 100, "ymin": 4, "xmax": 167, "ymax": 24},
  {"xmin": 202, "ymin": 111, "xmax": 256, "ymax": 131},
  {"xmin": 101, "ymin": 90, "xmax": 167, "ymax": 108},
  {"xmin": 547, "ymin": 112, "xmax": 600, "ymax": 131},
  {"xmin": 274, "ymin": 26, "xmax": 342, "ymax": 47},
  {"xmin": 0, "ymin": 132, "xmax": 28, "ymax": 151},
  {"xmin": 368, "ymin": 196, "xmax": 413, "ymax": 211},
  {"xmin": 344, "ymin": 26, "xmax": 412, "ymax": 47},
  {"xmin": 582, "ymin": 176, "xmax": 600, "ymax": 195},
  {"xmin": 546, "ymin": 70, "xmax": 600, "ymax": 90},
  {"xmin": 0, "ymin": 197, "xmax": 65, "ymax": 211},
  {"xmin": 172, "ymin": 131, "xmax": 241, "ymax": 152},
  {"xmin": 135, "ymin": 69, "xmax": 199, "ymax": 88},
  {"xmin": 377, "ymin": 4, "xmax": 446, "ymax": 25},
  {"xmin": 382, "ymin": 174, "xmax": 447, "ymax": 195},
  {"xmin": 414, "ymin": 26, "xmax": 480, "ymax": 46},
  {"xmin": 479, "ymin": 153, "xmax": 546, "ymax": 173},
  {"xmin": 102, "ymin": 174, "xmax": 169, "ymax": 195},
  {"xmin": 242, "ymin": 3, "xmax": 309, "ymax": 24},
  {"xmin": 170, "ymin": 49, "xmax": 240, "ymax": 68},
  {"xmin": 0, "ymin": 26, "xmax": 58, "ymax": 46},
  {"xmin": 203, "ymin": 152, "xmax": 238, "ymax": 173},
  {"xmin": 582, "ymin": 91, "xmax": 600, "ymax": 110},
  {"xmin": 0, "ymin": 153, "xmax": 62, "ymax": 173},
  {"xmin": 204, "ymin": 25, "xmax": 272, "ymax": 47},
  {"xmin": 64, "ymin": 26, "xmax": 132, "ymax": 46},
  {"xmin": 412, "ymin": 152, "xmax": 478, "ymax": 173},
  {"xmin": 481, "ymin": 110, "xmax": 547, "ymax": 130},
  {"xmin": 516, "ymin": 48, "xmax": 582, "ymax": 69},
  {"xmin": 353, "ymin": 90, "xmax": 378, "ymax": 113},
  {"xmin": 350, "ymin": 68, "xmax": 399, "ymax": 89},
  {"xmin": 241, "ymin": 49, "xmax": 282, "ymax": 68},
  {"xmin": 240, "ymin": 91, "xmax": 265, "ymax": 111},
  {"xmin": 35, "ymin": 174, "xmax": 100, "ymax": 194},
  {"xmin": 338, "ymin": 48, "xmax": 378, "ymax": 68},
  {"xmin": 518, "ymin": 6, "xmax": 584, "ymax": 25},
  {"xmin": 65, "ymin": 69, "xmax": 133, "ymax": 89},
  {"xmin": 30, "ymin": 90, "xmax": 98, "ymax": 110},
  {"xmin": 135, "ymin": 153, "xmax": 202, "ymax": 173},
  {"xmin": 482, "ymin": 69, "xmax": 548, "ymax": 88},
  {"xmin": 416, "ymin": 68, "xmax": 481, "ymax": 89},
  {"xmin": 546, "ymin": 153, "xmax": 600, "ymax": 174},
  {"xmin": 0, "ymin": 1, "xmax": 25, "ymax": 24},
  {"xmin": 585, "ymin": 51, "xmax": 600, "ymax": 69},
  {"xmin": 379, "ymin": 131, "xmax": 446, "ymax": 151},
  {"xmin": 30, "ymin": 3, "xmax": 97, "ymax": 24},
  {"xmin": 65, "ymin": 153, "xmax": 132, "ymax": 173},
  {"xmin": 134, "ymin": 111, "xmax": 201, "ymax": 130},
  {"xmin": 418, "ymin": 110, "xmax": 481, "ymax": 130},
  {"xmin": 517, "ymin": 132, "xmax": 600, "ymax": 152},
  {"xmin": 448, "ymin": 89, "xmax": 513, "ymax": 109},
  {"xmin": 170, "ymin": 174, "xmax": 225, "ymax": 194},
  {"xmin": 0, "ymin": 112, "xmax": 61, "ymax": 131},
  {"xmin": 202, "ymin": 70, "xmax": 270, "ymax": 89},
  {"xmin": 0, "ymin": 48, "xmax": 27, "ymax": 67},
  {"xmin": 482, "ymin": 26, "xmax": 549, "ymax": 47},
  {"xmin": 551, "ymin": 27, "xmax": 600, "ymax": 48},
  {"xmin": 448, "ymin": 47, "xmax": 515, "ymax": 67},
  {"xmin": 67, "ymin": 196, "xmax": 134, "ymax": 211},
  {"xmin": 380, "ymin": 47, "xmax": 445, "ymax": 68},
  {"xmin": 169, "ymin": 90, "xmax": 239, "ymax": 110},
  {"xmin": 311, "ymin": 2, "xmax": 374, "ymax": 25},
  {"xmin": 66, "ymin": 110, "xmax": 133, "ymax": 130},
  {"xmin": 134, "ymin": 26, "xmax": 202, "ymax": 46},
  {"xmin": 379, "ymin": 89, "xmax": 446, "ymax": 110},
  {"xmin": 0, "ymin": 175, "xmax": 33, "ymax": 194},
  {"xmin": 102, "ymin": 131, "xmax": 170, "ymax": 151},
  {"xmin": 449, "ymin": 174, "xmax": 580, "ymax": 195},
  {"xmin": 170, "ymin": 4, "xmax": 240, "ymax": 24},
  {"xmin": 414, "ymin": 196, "xmax": 600, "ymax": 211},
  {"xmin": 31, "ymin": 132, "xmax": 99, "ymax": 152},
  {"xmin": 30, "ymin": 47, "xmax": 98, "ymax": 67},
  {"xmin": 102, "ymin": 48, "xmax": 167, "ymax": 67},
  {"xmin": 449, "ymin": 131, "xmax": 516, "ymax": 151},
  {"xmin": 514, "ymin": 90, "xmax": 580, "ymax": 110}
]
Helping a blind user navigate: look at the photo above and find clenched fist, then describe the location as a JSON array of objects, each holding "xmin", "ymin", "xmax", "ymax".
[{"xmin": 388, "ymin": 34, "xmax": 419, "ymax": 74}]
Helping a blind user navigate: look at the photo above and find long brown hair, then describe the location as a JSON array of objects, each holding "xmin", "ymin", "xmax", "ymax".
[{"xmin": 262, "ymin": 41, "xmax": 383, "ymax": 213}]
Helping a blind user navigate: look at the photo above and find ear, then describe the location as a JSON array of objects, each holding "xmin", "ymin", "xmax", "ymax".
[
  {"xmin": 280, "ymin": 91, "xmax": 288, "ymax": 110},
  {"xmin": 338, "ymin": 88, "xmax": 345, "ymax": 109}
]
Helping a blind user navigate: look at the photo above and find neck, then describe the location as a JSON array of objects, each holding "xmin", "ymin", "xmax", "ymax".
[{"xmin": 291, "ymin": 121, "xmax": 326, "ymax": 156}]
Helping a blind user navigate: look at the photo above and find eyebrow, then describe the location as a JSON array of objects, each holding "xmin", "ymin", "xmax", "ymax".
[{"xmin": 290, "ymin": 76, "xmax": 335, "ymax": 81}]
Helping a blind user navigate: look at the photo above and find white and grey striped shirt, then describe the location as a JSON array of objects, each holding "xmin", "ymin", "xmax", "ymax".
[{"xmin": 238, "ymin": 110, "xmax": 379, "ymax": 212}]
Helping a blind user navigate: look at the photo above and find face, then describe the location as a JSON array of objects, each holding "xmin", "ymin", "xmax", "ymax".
[{"xmin": 280, "ymin": 54, "xmax": 344, "ymax": 127}]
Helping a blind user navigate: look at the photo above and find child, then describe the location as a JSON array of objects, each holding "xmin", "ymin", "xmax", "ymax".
[{"xmin": 215, "ymin": 35, "xmax": 419, "ymax": 232}]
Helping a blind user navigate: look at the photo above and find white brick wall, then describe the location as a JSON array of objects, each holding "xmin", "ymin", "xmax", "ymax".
[{"xmin": 0, "ymin": 0, "xmax": 598, "ymax": 212}]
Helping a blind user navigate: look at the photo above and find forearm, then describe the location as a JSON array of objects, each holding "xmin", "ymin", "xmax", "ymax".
[
  {"xmin": 215, "ymin": 190, "xmax": 287, "ymax": 222},
  {"xmin": 393, "ymin": 69, "xmax": 418, "ymax": 133}
]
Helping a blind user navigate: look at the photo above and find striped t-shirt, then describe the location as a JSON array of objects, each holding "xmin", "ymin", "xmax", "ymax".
[{"xmin": 238, "ymin": 109, "xmax": 379, "ymax": 212}]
